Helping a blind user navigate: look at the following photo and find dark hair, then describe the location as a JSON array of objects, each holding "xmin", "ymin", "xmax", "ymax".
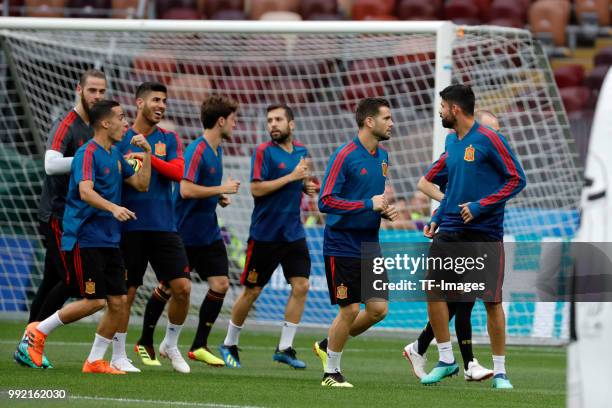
[
  {"xmin": 355, "ymin": 98, "xmax": 391, "ymax": 128},
  {"xmin": 439, "ymin": 84, "xmax": 475, "ymax": 116},
  {"xmin": 89, "ymin": 100, "xmax": 120, "ymax": 128},
  {"xmin": 200, "ymin": 94, "xmax": 238, "ymax": 129},
  {"xmin": 135, "ymin": 81, "xmax": 167, "ymax": 99},
  {"xmin": 79, "ymin": 69, "xmax": 106, "ymax": 87},
  {"xmin": 266, "ymin": 104, "xmax": 294, "ymax": 121}
]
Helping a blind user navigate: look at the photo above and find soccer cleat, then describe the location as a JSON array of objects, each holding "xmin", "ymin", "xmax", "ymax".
[
  {"xmin": 420, "ymin": 361, "xmax": 459, "ymax": 385},
  {"xmin": 111, "ymin": 357, "xmax": 141, "ymax": 373},
  {"xmin": 188, "ymin": 347, "xmax": 225, "ymax": 367},
  {"xmin": 159, "ymin": 341, "xmax": 190, "ymax": 373},
  {"xmin": 321, "ymin": 372, "xmax": 354, "ymax": 388},
  {"xmin": 83, "ymin": 359, "xmax": 126, "ymax": 374},
  {"xmin": 14, "ymin": 348, "xmax": 39, "ymax": 369},
  {"xmin": 312, "ymin": 340, "xmax": 328, "ymax": 372},
  {"xmin": 218, "ymin": 344, "xmax": 241, "ymax": 368},
  {"xmin": 134, "ymin": 343, "xmax": 161, "ymax": 366},
  {"xmin": 273, "ymin": 347, "xmax": 306, "ymax": 369},
  {"xmin": 403, "ymin": 341, "xmax": 427, "ymax": 379},
  {"xmin": 41, "ymin": 354, "xmax": 53, "ymax": 369},
  {"xmin": 24, "ymin": 322, "xmax": 46, "ymax": 367},
  {"xmin": 492, "ymin": 373, "xmax": 514, "ymax": 389},
  {"xmin": 464, "ymin": 358, "xmax": 494, "ymax": 381}
]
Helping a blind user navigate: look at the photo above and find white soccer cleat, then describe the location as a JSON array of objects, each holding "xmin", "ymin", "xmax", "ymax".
[
  {"xmin": 403, "ymin": 341, "xmax": 427, "ymax": 379},
  {"xmin": 111, "ymin": 357, "xmax": 141, "ymax": 373},
  {"xmin": 464, "ymin": 358, "xmax": 494, "ymax": 381},
  {"xmin": 159, "ymin": 341, "xmax": 190, "ymax": 374}
]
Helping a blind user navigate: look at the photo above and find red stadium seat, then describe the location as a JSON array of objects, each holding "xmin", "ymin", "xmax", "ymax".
[
  {"xmin": 528, "ymin": 0, "xmax": 570, "ymax": 47},
  {"xmin": 396, "ymin": 0, "xmax": 438, "ymax": 20},
  {"xmin": 25, "ymin": 0, "xmax": 66, "ymax": 17},
  {"xmin": 156, "ymin": 0, "xmax": 198, "ymax": 19},
  {"xmin": 111, "ymin": 0, "xmax": 140, "ymax": 18},
  {"xmin": 554, "ymin": 65, "xmax": 586, "ymax": 88},
  {"xmin": 161, "ymin": 7, "xmax": 201, "ymax": 19},
  {"xmin": 489, "ymin": 0, "xmax": 528, "ymax": 25},
  {"xmin": 249, "ymin": 0, "xmax": 300, "ymax": 20},
  {"xmin": 133, "ymin": 53, "xmax": 178, "ymax": 85},
  {"xmin": 584, "ymin": 65, "xmax": 610, "ymax": 91},
  {"xmin": 351, "ymin": 0, "xmax": 396, "ymax": 20},
  {"xmin": 444, "ymin": 0, "xmax": 480, "ymax": 25},
  {"xmin": 209, "ymin": 9, "xmax": 247, "ymax": 19},
  {"xmin": 344, "ymin": 58, "xmax": 388, "ymax": 108},
  {"xmin": 299, "ymin": 0, "xmax": 337, "ymax": 20},
  {"xmin": 67, "ymin": 0, "xmax": 110, "ymax": 17},
  {"xmin": 266, "ymin": 78, "xmax": 312, "ymax": 104},
  {"xmin": 559, "ymin": 86, "xmax": 592, "ymax": 113},
  {"xmin": 575, "ymin": 0, "xmax": 610, "ymax": 26},
  {"xmin": 204, "ymin": 0, "xmax": 244, "ymax": 18},
  {"xmin": 594, "ymin": 47, "xmax": 612, "ymax": 68}
]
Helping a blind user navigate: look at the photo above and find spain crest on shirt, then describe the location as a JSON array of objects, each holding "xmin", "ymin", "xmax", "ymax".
[
  {"xmin": 85, "ymin": 279, "xmax": 95, "ymax": 295},
  {"xmin": 464, "ymin": 144, "xmax": 475, "ymax": 162},
  {"xmin": 155, "ymin": 141, "xmax": 167, "ymax": 157},
  {"xmin": 336, "ymin": 284, "xmax": 348, "ymax": 300},
  {"xmin": 247, "ymin": 268, "xmax": 258, "ymax": 284},
  {"xmin": 381, "ymin": 161, "xmax": 388, "ymax": 177}
]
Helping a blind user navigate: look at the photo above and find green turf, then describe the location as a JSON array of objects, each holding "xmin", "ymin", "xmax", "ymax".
[{"xmin": 0, "ymin": 319, "xmax": 565, "ymax": 407}]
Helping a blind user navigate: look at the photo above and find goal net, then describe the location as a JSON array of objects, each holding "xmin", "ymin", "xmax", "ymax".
[{"xmin": 0, "ymin": 19, "xmax": 581, "ymax": 344}]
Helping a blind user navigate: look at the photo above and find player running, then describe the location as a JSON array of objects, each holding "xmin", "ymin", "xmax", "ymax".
[
  {"xmin": 15, "ymin": 100, "xmax": 151, "ymax": 373},
  {"xmin": 314, "ymin": 98, "xmax": 398, "ymax": 387},
  {"xmin": 219, "ymin": 104, "xmax": 318, "ymax": 369},
  {"xmin": 421, "ymin": 85, "xmax": 525, "ymax": 389}
]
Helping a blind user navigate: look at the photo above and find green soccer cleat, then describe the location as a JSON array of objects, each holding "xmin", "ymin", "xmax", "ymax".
[
  {"xmin": 14, "ymin": 333, "xmax": 50, "ymax": 369},
  {"xmin": 421, "ymin": 361, "xmax": 459, "ymax": 385},
  {"xmin": 492, "ymin": 374, "xmax": 514, "ymax": 389},
  {"xmin": 134, "ymin": 343, "xmax": 162, "ymax": 366},
  {"xmin": 188, "ymin": 347, "xmax": 225, "ymax": 367},
  {"xmin": 313, "ymin": 340, "xmax": 328, "ymax": 372}
]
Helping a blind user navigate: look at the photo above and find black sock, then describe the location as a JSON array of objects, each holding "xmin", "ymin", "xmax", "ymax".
[
  {"xmin": 34, "ymin": 281, "xmax": 71, "ymax": 322},
  {"xmin": 191, "ymin": 289, "xmax": 225, "ymax": 351},
  {"xmin": 416, "ymin": 302, "xmax": 458, "ymax": 356},
  {"xmin": 319, "ymin": 337, "xmax": 328, "ymax": 352},
  {"xmin": 138, "ymin": 287, "xmax": 169, "ymax": 346},
  {"xmin": 454, "ymin": 302, "xmax": 475, "ymax": 370},
  {"xmin": 29, "ymin": 258, "xmax": 63, "ymax": 323}
]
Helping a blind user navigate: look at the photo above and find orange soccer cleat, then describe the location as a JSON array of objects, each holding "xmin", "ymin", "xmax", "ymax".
[
  {"xmin": 24, "ymin": 322, "xmax": 47, "ymax": 367},
  {"xmin": 82, "ymin": 359, "xmax": 127, "ymax": 374}
]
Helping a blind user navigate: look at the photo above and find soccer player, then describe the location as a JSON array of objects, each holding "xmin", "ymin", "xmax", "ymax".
[
  {"xmin": 403, "ymin": 110, "xmax": 500, "ymax": 381},
  {"xmin": 169, "ymin": 94, "xmax": 239, "ymax": 366},
  {"xmin": 218, "ymin": 104, "xmax": 318, "ymax": 369},
  {"xmin": 421, "ymin": 85, "xmax": 525, "ymax": 389},
  {"xmin": 30, "ymin": 69, "xmax": 107, "ymax": 325},
  {"xmin": 314, "ymin": 98, "xmax": 398, "ymax": 387},
  {"xmin": 16, "ymin": 100, "xmax": 151, "ymax": 373},
  {"xmin": 113, "ymin": 82, "xmax": 192, "ymax": 374}
]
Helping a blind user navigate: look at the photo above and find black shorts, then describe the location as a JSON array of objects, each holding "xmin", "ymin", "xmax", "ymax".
[
  {"xmin": 39, "ymin": 216, "xmax": 70, "ymax": 284},
  {"xmin": 240, "ymin": 239, "xmax": 310, "ymax": 288},
  {"xmin": 121, "ymin": 231, "xmax": 191, "ymax": 288},
  {"xmin": 324, "ymin": 256, "xmax": 389, "ymax": 306},
  {"xmin": 66, "ymin": 246, "xmax": 127, "ymax": 299},
  {"xmin": 426, "ymin": 231, "xmax": 504, "ymax": 303},
  {"xmin": 186, "ymin": 240, "xmax": 229, "ymax": 279}
]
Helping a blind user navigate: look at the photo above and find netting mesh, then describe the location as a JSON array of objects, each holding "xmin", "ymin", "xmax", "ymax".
[{"xmin": 0, "ymin": 25, "xmax": 581, "ymax": 343}]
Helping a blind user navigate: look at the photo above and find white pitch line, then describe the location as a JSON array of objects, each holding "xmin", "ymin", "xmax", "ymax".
[{"xmin": 71, "ymin": 395, "xmax": 266, "ymax": 408}]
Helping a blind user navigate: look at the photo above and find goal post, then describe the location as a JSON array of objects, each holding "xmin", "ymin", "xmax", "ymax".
[{"xmin": 0, "ymin": 18, "xmax": 582, "ymax": 344}]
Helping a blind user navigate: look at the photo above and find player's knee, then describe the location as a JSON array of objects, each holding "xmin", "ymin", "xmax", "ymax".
[
  {"xmin": 368, "ymin": 302, "xmax": 388, "ymax": 322},
  {"xmin": 212, "ymin": 279, "xmax": 230, "ymax": 294},
  {"xmin": 86, "ymin": 298, "xmax": 106, "ymax": 313},
  {"xmin": 291, "ymin": 279, "xmax": 309, "ymax": 298},
  {"xmin": 106, "ymin": 295, "xmax": 127, "ymax": 313},
  {"xmin": 339, "ymin": 303, "xmax": 360, "ymax": 320},
  {"xmin": 170, "ymin": 278, "xmax": 191, "ymax": 302},
  {"xmin": 244, "ymin": 286, "xmax": 262, "ymax": 302}
]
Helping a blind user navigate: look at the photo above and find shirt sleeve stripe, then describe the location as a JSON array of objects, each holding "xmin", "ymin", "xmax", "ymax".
[
  {"xmin": 322, "ymin": 195, "xmax": 364, "ymax": 210},
  {"xmin": 51, "ymin": 111, "xmax": 77, "ymax": 151},
  {"xmin": 82, "ymin": 143, "xmax": 96, "ymax": 181},
  {"xmin": 479, "ymin": 126, "xmax": 521, "ymax": 206},
  {"xmin": 172, "ymin": 131, "xmax": 184, "ymax": 159},
  {"xmin": 252, "ymin": 142, "xmax": 272, "ymax": 181},
  {"xmin": 185, "ymin": 141, "xmax": 206, "ymax": 182},
  {"xmin": 424, "ymin": 153, "xmax": 447, "ymax": 182},
  {"xmin": 322, "ymin": 143, "xmax": 357, "ymax": 197}
]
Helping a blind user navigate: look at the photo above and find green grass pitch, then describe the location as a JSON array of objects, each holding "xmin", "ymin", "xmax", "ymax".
[{"xmin": 0, "ymin": 319, "xmax": 565, "ymax": 407}]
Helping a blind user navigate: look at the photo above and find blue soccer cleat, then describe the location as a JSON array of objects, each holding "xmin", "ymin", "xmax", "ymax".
[
  {"xmin": 218, "ymin": 344, "xmax": 241, "ymax": 368},
  {"xmin": 492, "ymin": 373, "xmax": 514, "ymax": 389},
  {"xmin": 421, "ymin": 361, "xmax": 459, "ymax": 385},
  {"xmin": 273, "ymin": 347, "xmax": 306, "ymax": 369}
]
